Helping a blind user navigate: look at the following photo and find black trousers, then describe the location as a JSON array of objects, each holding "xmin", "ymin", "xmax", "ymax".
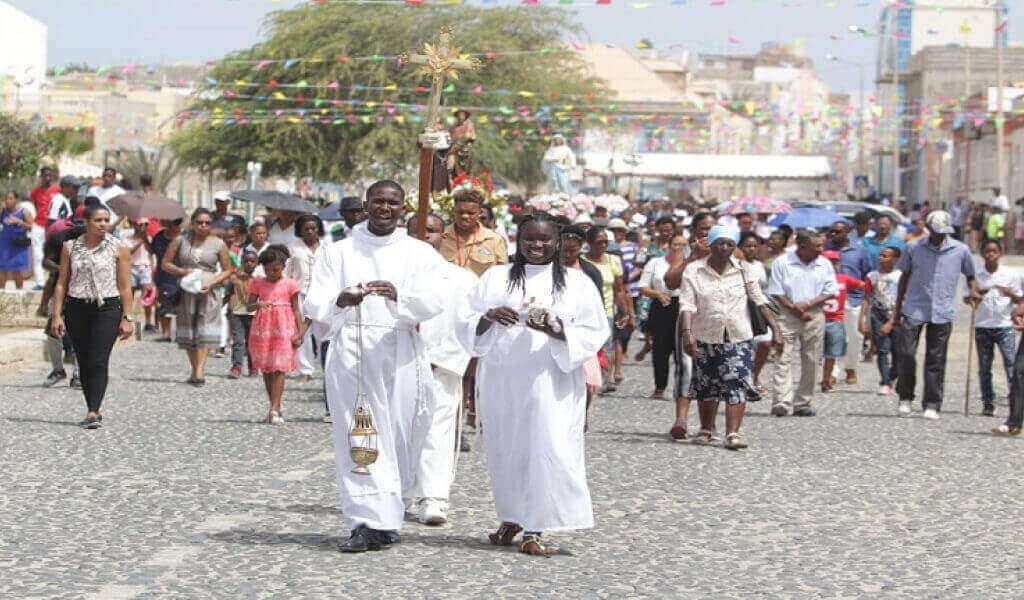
[
  {"xmin": 65, "ymin": 297, "xmax": 122, "ymax": 413},
  {"xmin": 648, "ymin": 297, "xmax": 679, "ymax": 392},
  {"xmin": 1007, "ymin": 337, "xmax": 1024, "ymax": 429},
  {"xmin": 895, "ymin": 317, "xmax": 952, "ymax": 410}
]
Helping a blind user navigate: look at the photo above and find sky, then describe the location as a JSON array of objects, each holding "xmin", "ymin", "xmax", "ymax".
[{"xmin": 4, "ymin": 0, "xmax": 1019, "ymax": 95}]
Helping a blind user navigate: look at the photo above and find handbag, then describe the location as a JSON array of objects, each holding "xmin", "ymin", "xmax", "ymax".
[
  {"xmin": 738, "ymin": 260, "xmax": 768, "ymax": 337},
  {"xmin": 13, "ymin": 233, "xmax": 31, "ymax": 247}
]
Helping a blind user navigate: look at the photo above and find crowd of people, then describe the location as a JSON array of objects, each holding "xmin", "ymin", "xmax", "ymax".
[{"xmin": 7, "ymin": 163, "xmax": 1024, "ymax": 557}]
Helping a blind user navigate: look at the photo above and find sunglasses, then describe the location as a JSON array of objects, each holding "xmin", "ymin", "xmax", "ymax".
[{"xmin": 194, "ymin": 220, "xmax": 213, "ymax": 226}]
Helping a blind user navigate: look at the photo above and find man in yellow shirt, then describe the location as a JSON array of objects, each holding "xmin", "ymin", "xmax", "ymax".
[{"xmin": 439, "ymin": 187, "xmax": 509, "ymax": 451}]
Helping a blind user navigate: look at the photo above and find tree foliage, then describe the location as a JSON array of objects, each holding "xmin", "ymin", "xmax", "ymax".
[
  {"xmin": 0, "ymin": 113, "xmax": 50, "ymax": 180},
  {"xmin": 115, "ymin": 146, "xmax": 184, "ymax": 193},
  {"xmin": 169, "ymin": 5, "xmax": 606, "ymax": 191}
]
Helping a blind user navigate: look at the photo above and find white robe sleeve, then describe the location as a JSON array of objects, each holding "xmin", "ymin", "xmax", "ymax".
[
  {"xmin": 302, "ymin": 243, "xmax": 346, "ymax": 339},
  {"xmin": 386, "ymin": 250, "xmax": 446, "ymax": 327},
  {"xmin": 550, "ymin": 271, "xmax": 610, "ymax": 374},
  {"xmin": 457, "ymin": 266, "xmax": 504, "ymax": 357}
]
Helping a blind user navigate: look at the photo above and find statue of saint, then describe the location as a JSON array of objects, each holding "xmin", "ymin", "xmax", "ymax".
[
  {"xmin": 542, "ymin": 134, "xmax": 576, "ymax": 193},
  {"xmin": 447, "ymin": 109, "xmax": 476, "ymax": 178}
]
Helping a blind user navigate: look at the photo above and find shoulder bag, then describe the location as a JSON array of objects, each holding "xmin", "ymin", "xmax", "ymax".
[{"xmin": 737, "ymin": 260, "xmax": 768, "ymax": 337}]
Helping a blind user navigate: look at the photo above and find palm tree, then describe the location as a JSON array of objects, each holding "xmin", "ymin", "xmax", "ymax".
[{"xmin": 115, "ymin": 146, "xmax": 183, "ymax": 193}]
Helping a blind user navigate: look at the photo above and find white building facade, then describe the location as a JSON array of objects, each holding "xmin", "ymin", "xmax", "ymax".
[{"xmin": 0, "ymin": 1, "xmax": 47, "ymax": 114}]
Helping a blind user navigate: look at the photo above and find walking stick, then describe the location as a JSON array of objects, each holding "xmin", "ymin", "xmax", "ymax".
[{"xmin": 964, "ymin": 303, "xmax": 977, "ymax": 417}]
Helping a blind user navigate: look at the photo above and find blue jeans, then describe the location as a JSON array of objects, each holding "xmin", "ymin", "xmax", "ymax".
[
  {"xmin": 975, "ymin": 327, "xmax": 1016, "ymax": 406},
  {"xmin": 870, "ymin": 313, "xmax": 897, "ymax": 386}
]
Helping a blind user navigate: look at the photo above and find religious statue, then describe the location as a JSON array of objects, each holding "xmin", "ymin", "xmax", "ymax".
[
  {"xmin": 542, "ymin": 134, "xmax": 576, "ymax": 194},
  {"xmin": 447, "ymin": 109, "xmax": 476, "ymax": 179}
]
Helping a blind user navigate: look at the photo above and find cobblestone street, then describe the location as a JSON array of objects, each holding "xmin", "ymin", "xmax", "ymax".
[{"xmin": 3, "ymin": 310, "xmax": 1024, "ymax": 599}]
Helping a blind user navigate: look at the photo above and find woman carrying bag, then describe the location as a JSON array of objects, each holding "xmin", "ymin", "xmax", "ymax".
[
  {"xmin": 160, "ymin": 208, "xmax": 231, "ymax": 386},
  {"xmin": 1, "ymin": 191, "xmax": 33, "ymax": 290},
  {"xmin": 50, "ymin": 203, "xmax": 135, "ymax": 429}
]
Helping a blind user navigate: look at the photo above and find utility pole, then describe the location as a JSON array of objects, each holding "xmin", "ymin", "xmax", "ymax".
[
  {"xmin": 891, "ymin": 8, "xmax": 900, "ymax": 205},
  {"xmin": 995, "ymin": 0, "xmax": 1006, "ymax": 196},
  {"xmin": 964, "ymin": 31, "xmax": 972, "ymax": 203}
]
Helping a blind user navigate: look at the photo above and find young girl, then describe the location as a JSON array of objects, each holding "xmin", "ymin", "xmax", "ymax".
[
  {"xmin": 247, "ymin": 244, "xmax": 306, "ymax": 425},
  {"xmin": 860, "ymin": 246, "xmax": 903, "ymax": 399}
]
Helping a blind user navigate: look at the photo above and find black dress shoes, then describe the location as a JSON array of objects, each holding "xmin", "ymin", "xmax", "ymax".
[{"xmin": 339, "ymin": 525, "xmax": 384, "ymax": 553}]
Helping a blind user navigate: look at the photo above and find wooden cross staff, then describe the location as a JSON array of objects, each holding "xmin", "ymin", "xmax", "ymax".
[{"xmin": 401, "ymin": 27, "xmax": 480, "ymax": 239}]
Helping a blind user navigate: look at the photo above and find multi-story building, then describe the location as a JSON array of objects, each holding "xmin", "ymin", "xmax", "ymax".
[
  {"xmin": 0, "ymin": 1, "xmax": 47, "ymax": 114},
  {"xmin": 874, "ymin": 0, "xmax": 1009, "ymax": 200}
]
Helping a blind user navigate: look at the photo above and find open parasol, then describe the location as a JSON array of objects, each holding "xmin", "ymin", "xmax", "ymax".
[
  {"xmin": 769, "ymin": 206, "xmax": 848, "ymax": 230},
  {"xmin": 721, "ymin": 196, "xmax": 792, "ymax": 215},
  {"xmin": 106, "ymin": 191, "xmax": 186, "ymax": 221},
  {"xmin": 230, "ymin": 190, "xmax": 317, "ymax": 214}
]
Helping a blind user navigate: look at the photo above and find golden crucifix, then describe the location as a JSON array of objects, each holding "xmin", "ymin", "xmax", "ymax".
[{"xmin": 401, "ymin": 27, "xmax": 480, "ymax": 239}]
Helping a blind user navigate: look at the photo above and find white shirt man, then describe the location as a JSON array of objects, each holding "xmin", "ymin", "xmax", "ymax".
[
  {"xmin": 86, "ymin": 170, "xmax": 125, "ymax": 224},
  {"xmin": 767, "ymin": 233, "xmax": 838, "ymax": 417}
]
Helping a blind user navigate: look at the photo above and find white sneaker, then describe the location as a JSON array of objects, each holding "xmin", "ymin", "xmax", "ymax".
[
  {"xmin": 922, "ymin": 407, "xmax": 940, "ymax": 420},
  {"xmin": 418, "ymin": 499, "xmax": 448, "ymax": 526},
  {"xmin": 898, "ymin": 400, "xmax": 912, "ymax": 416},
  {"xmin": 877, "ymin": 385, "xmax": 892, "ymax": 396}
]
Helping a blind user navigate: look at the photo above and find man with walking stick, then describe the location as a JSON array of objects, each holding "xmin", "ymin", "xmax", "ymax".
[{"xmin": 893, "ymin": 211, "xmax": 981, "ymax": 420}]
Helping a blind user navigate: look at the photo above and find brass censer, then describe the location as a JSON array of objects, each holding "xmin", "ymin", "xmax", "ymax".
[{"xmin": 347, "ymin": 291, "xmax": 379, "ymax": 475}]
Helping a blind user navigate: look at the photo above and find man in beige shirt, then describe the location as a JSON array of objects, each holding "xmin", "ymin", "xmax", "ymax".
[
  {"xmin": 439, "ymin": 189, "xmax": 509, "ymax": 277},
  {"xmin": 439, "ymin": 187, "xmax": 509, "ymax": 451}
]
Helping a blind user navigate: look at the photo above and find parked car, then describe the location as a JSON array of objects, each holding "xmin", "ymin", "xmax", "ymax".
[{"xmin": 791, "ymin": 200, "xmax": 913, "ymax": 237}]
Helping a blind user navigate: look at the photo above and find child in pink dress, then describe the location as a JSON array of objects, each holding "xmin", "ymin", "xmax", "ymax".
[{"xmin": 247, "ymin": 245, "xmax": 306, "ymax": 425}]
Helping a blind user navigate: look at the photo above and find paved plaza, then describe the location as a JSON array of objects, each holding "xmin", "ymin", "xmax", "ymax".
[{"xmin": 2, "ymin": 311, "xmax": 1024, "ymax": 599}]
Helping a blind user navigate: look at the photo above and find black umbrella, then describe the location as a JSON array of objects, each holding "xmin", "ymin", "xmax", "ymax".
[
  {"xmin": 107, "ymin": 191, "xmax": 187, "ymax": 221},
  {"xmin": 318, "ymin": 203, "xmax": 341, "ymax": 221},
  {"xmin": 230, "ymin": 190, "xmax": 317, "ymax": 214}
]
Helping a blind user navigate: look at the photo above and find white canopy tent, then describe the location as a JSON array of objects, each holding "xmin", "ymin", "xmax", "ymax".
[{"xmin": 583, "ymin": 152, "xmax": 833, "ymax": 181}]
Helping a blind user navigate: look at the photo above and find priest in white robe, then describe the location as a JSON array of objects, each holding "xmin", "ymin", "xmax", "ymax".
[
  {"xmin": 458, "ymin": 213, "xmax": 608, "ymax": 557},
  {"xmin": 409, "ymin": 213, "xmax": 477, "ymax": 525},
  {"xmin": 303, "ymin": 181, "xmax": 447, "ymax": 553}
]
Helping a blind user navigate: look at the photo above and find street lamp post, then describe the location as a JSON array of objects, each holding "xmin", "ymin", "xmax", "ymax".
[
  {"xmin": 849, "ymin": 21, "xmax": 900, "ymax": 204},
  {"xmin": 825, "ymin": 53, "xmax": 867, "ymax": 196},
  {"xmin": 995, "ymin": 0, "xmax": 1006, "ymax": 197}
]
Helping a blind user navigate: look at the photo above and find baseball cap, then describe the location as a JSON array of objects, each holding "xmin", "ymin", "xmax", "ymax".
[
  {"xmin": 340, "ymin": 196, "xmax": 363, "ymax": 211},
  {"xmin": 925, "ymin": 210, "xmax": 955, "ymax": 235},
  {"xmin": 58, "ymin": 175, "xmax": 81, "ymax": 188},
  {"xmin": 607, "ymin": 217, "xmax": 628, "ymax": 230},
  {"xmin": 213, "ymin": 190, "xmax": 232, "ymax": 202},
  {"xmin": 574, "ymin": 213, "xmax": 593, "ymax": 225},
  {"xmin": 821, "ymin": 250, "xmax": 840, "ymax": 261}
]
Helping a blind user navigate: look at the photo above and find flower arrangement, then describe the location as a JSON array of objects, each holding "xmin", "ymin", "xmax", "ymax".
[
  {"xmin": 526, "ymin": 193, "xmax": 630, "ymax": 219},
  {"xmin": 527, "ymin": 193, "xmax": 578, "ymax": 221}
]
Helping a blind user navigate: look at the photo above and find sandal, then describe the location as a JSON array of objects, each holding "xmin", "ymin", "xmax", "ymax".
[
  {"xmin": 691, "ymin": 429, "xmax": 720, "ymax": 446},
  {"xmin": 519, "ymin": 534, "xmax": 557, "ymax": 557},
  {"xmin": 488, "ymin": 522, "xmax": 522, "ymax": 546},
  {"xmin": 723, "ymin": 432, "xmax": 748, "ymax": 450},
  {"xmin": 669, "ymin": 421, "xmax": 687, "ymax": 441},
  {"xmin": 614, "ymin": 374, "xmax": 625, "ymax": 384}
]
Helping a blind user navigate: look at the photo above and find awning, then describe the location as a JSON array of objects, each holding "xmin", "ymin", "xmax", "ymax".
[{"xmin": 583, "ymin": 152, "xmax": 833, "ymax": 181}]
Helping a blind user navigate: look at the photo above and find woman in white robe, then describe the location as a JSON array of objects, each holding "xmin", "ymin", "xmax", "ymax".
[{"xmin": 458, "ymin": 213, "xmax": 608, "ymax": 557}]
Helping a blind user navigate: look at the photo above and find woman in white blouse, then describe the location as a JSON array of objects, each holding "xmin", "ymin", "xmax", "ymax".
[{"xmin": 679, "ymin": 226, "xmax": 781, "ymax": 449}]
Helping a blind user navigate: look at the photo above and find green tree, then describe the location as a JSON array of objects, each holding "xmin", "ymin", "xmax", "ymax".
[
  {"xmin": 169, "ymin": 5, "xmax": 605, "ymax": 192},
  {"xmin": 115, "ymin": 146, "xmax": 184, "ymax": 193},
  {"xmin": 0, "ymin": 113, "xmax": 50, "ymax": 180}
]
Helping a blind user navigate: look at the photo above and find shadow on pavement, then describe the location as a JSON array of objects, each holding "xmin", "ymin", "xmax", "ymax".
[
  {"xmin": 6, "ymin": 416, "xmax": 81, "ymax": 427},
  {"xmin": 208, "ymin": 528, "xmax": 525, "ymax": 554},
  {"xmin": 950, "ymin": 430, "xmax": 1022, "ymax": 439}
]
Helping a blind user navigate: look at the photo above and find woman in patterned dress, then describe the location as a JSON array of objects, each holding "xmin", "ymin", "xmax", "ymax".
[{"xmin": 160, "ymin": 208, "xmax": 231, "ymax": 386}]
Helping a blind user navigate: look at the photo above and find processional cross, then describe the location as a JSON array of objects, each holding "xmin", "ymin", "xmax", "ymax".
[{"xmin": 401, "ymin": 27, "xmax": 480, "ymax": 239}]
